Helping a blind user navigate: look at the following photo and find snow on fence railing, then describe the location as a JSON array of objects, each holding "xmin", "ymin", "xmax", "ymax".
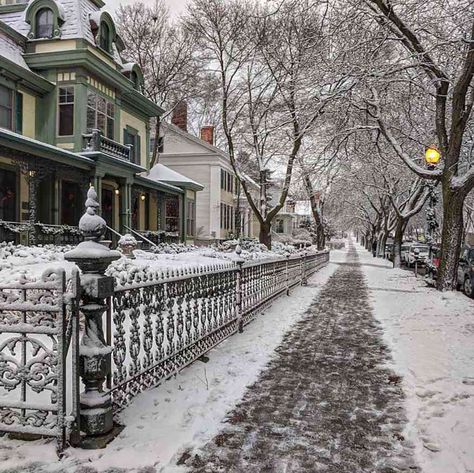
[{"xmin": 107, "ymin": 250, "xmax": 329, "ymax": 411}]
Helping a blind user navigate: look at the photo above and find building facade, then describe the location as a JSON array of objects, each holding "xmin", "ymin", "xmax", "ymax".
[{"xmin": 0, "ymin": 0, "xmax": 201, "ymax": 246}]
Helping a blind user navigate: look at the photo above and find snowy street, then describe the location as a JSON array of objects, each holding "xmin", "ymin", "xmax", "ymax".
[{"xmin": 1, "ymin": 241, "xmax": 472, "ymax": 472}]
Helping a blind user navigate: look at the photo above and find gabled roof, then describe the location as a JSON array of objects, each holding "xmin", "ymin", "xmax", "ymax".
[
  {"xmin": 144, "ymin": 163, "xmax": 204, "ymax": 191},
  {"xmin": 162, "ymin": 122, "xmax": 260, "ymax": 190},
  {"xmin": 162, "ymin": 122, "xmax": 229, "ymax": 160}
]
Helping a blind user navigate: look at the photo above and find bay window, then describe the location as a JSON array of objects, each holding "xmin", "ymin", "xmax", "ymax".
[{"xmin": 87, "ymin": 91, "xmax": 115, "ymax": 139}]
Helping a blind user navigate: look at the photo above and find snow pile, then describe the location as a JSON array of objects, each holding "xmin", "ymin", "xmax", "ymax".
[
  {"xmin": 151, "ymin": 242, "xmax": 199, "ymax": 254},
  {"xmin": 0, "ymin": 242, "xmax": 74, "ymax": 271},
  {"xmin": 359, "ymin": 244, "xmax": 474, "ymax": 473},
  {"xmin": 118, "ymin": 233, "xmax": 138, "ymax": 246}
]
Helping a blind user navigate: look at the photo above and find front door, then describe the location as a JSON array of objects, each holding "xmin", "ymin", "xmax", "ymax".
[{"xmin": 0, "ymin": 167, "xmax": 17, "ymax": 222}]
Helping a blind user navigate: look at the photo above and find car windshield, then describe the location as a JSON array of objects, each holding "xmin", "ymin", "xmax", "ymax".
[{"xmin": 412, "ymin": 246, "xmax": 428, "ymax": 252}]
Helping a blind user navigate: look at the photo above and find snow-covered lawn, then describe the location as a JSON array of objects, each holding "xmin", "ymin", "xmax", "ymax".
[
  {"xmin": 358, "ymin": 243, "xmax": 474, "ymax": 473},
  {"xmin": 0, "ymin": 250, "xmax": 343, "ymax": 473}
]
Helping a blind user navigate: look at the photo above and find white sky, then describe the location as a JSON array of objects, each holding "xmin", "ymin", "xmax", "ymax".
[{"xmin": 104, "ymin": 0, "xmax": 189, "ymax": 17}]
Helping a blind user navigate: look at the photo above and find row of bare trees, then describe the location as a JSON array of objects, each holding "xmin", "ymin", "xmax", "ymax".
[{"xmin": 117, "ymin": 0, "xmax": 473, "ymax": 291}]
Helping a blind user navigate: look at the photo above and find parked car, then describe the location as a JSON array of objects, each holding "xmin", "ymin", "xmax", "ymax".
[
  {"xmin": 385, "ymin": 243, "xmax": 394, "ymax": 260},
  {"xmin": 457, "ymin": 246, "xmax": 474, "ymax": 298},
  {"xmin": 406, "ymin": 243, "xmax": 429, "ymax": 267}
]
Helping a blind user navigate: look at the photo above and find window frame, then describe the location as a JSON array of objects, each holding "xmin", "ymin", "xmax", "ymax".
[
  {"xmin": 86, "ymin": 90, "xmax": 115, "ymax": 140},
  {"xmin": 57, "ymin": 86, "xmax": 75, "ymax": 137},
  {"xmin": 35, "ymin": 7, "xmax": 54, "ymax": 39},
  {"xmin": 0, "ymin": 84, "xmax": 14, "ymax": 131}
]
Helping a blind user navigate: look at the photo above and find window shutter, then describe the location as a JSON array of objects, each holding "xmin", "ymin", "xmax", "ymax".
[
  {"xmin": 136, "ymin": 135, "xmax": 141, "ymax": 165},
  {"xmin": 15, "ymin": 92, "xmax": 23, "ymax": 134}
]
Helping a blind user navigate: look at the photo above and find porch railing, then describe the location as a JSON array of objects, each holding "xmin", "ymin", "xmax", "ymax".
[
  {"xmin": 82, "ymin": 130, "xmax": 133, "ymax": 162},
  {"xmin": 108, "ymin": 250, "xmax": 329, "ymax": 411},
  {"xmin": 0, "ymin": 221, "xmax": 83, "ymax": 246}
]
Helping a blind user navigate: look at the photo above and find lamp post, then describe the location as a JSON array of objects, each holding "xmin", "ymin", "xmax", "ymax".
[{"xmin": 425, "ymin": 145, "xmax": 441, "ymax": 260}]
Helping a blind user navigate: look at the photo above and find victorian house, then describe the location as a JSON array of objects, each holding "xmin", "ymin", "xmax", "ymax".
[
  {"xmin": 158, "ymin": 104, "xmax": 259, "ymax": 244},
  {"xmin": 0, "ymin": 0, "xmax": 202, "ymax": 246}
]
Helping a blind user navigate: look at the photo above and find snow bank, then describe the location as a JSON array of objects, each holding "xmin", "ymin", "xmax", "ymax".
[{"xmin": 358, "ymin": 244, "xmax": 474, "ymax": 473}]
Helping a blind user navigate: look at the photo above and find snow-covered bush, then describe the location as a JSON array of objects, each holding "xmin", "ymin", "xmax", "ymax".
[{"xmin": 0, "ymin": 242, "xmax": 74, "ymax": 270}]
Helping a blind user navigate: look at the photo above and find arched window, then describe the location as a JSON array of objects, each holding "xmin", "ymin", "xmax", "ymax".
[
  {"xmin": 99, "ymin": 21, "xmax": 110, "ymax": 52},
  {"xmin": 35, "ymin": 8, "xmax": 54, "ymax": 38}
]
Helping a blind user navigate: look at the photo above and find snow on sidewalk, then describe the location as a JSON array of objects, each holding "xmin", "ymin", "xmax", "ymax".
[
  {"xmin": 358, "ymin": 244, "xmax": 474, "ymax": 473},
  {"xmin": 0, "ymin": 251, "xmax": 343, "ymax": 473}
]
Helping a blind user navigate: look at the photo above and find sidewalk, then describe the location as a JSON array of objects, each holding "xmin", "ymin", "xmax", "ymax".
[
  {"xmin": 183, "ymin": 243, "xmax": 416, "ymax": 472},
  {"xmin": 358, "ymin": 243, "xmax": 474, "ymax": 473}
]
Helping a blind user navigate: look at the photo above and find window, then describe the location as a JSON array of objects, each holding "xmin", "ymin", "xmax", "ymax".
[
  {"xmin": 100, "ymin": 21, "xmax": 111, "ymax": 52},
  {"xmin": 124, "ymin": 129, "xmax": 141, "ymax": 164},
  {"xmin": 58, "ymin": 87, "xmax": 74, "ymax": 136},
  {"xmin": 35, "ymin": 8, "xmax": 54, "ymax": 38},
  {"xmin": 275, "ymin": 219, "xmax": 284, "ymax": 233},
  {"xmin": 186, "ymin": 200, "xmax": 195, "ymax": 236},
  {"xmin": 87, "ymin": 91, "xmax": 115, "ymax": 139},
  {"xmin": 165, "ymin": 197, "xmax": 179, "ymax": 233},
  {"xmin": 0, "ymin": 86, "xmax": 13, "ymax": 131}
]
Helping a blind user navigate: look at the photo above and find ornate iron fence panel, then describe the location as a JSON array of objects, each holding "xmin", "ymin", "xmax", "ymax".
[
  {"xmin": 0, "ymin": 268, "xmax": 80, "ymax": 453},
  {"xmin": 110, "ymin": 251, "xmax": 329, "ymax": 411},
  {"xmin": 110, "ymin": 264, "xmax": 238, "ymax": 410}
]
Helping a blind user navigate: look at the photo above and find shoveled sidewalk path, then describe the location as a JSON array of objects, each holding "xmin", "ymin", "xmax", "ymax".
[{"xmin": 183, "ymin": 243, "xmax": 418, "ymax": 472}]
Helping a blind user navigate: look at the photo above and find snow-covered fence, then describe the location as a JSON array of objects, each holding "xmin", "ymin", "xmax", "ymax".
[
  {"xmin": 0, "ymin": 268, "xmax": 81, "ymax": 453},
  {"xmin": 108, "ymin": 251, "xmax": 329, "ymax": 411}
]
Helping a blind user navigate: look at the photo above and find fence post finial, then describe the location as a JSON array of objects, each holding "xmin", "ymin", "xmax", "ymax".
[{"xmin": 65, "ymin": 185, "xmax": 121, "ymax": 448}]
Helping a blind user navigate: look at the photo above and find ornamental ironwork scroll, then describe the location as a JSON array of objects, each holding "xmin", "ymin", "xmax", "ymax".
[
  {"xmin": 109, "ymin": 251, "xmax": 330, "ymax": 412},
  {"xmin": 0, "ymin": 268, "xmax": 80, "ymax": 454}
]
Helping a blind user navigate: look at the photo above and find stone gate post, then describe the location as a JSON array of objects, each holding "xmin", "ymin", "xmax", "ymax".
[{"xmin": 65, "ymin": 186, "xmax": 121, "ymax": 448}]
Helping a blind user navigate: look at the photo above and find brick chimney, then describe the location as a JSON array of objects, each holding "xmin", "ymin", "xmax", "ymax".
[
  {"xmin": 171, "ymin": 101, "xmax": 188, "ymax": 132},
  {"xmin": 200, "ymin": 126, "xmax": 214, "ymax": 146}
]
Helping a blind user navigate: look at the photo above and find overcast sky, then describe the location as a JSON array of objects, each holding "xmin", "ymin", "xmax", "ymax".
[{"xmin": 105, "ymin": 0, "xmax": 189, "ymax": 17}]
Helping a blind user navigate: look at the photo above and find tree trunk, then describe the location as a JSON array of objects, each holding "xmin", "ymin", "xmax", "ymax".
[
  {"xmin": 436, "ymin": 190, "xmax": 464, "ymax": 290},
  {"xmin": 392, "ymin": 220, "xmax": 405, "ymax": 268},
  {"xmin": 381, "ymin": 231, "xmax": 388, "ymax": 259},
  {"xmin": 259, "ymin": 221, "xmax": 272, "ymax": 249}
]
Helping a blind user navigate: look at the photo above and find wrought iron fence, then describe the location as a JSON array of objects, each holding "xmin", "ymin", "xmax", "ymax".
[
  {"xmin": 108, "ymin": 251, "xmax": 329, "ymax": 411},
  {"xmin": 0, "ymin": 269, "xmax": 80, "ymax": 453}
]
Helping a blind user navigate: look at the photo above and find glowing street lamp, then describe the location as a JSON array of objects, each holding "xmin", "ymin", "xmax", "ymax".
[{"xmin": 425, "ymin": 145, "xmax": 441, "ymax": 166}]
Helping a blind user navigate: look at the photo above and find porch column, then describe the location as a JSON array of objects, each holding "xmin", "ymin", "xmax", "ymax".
[
  {"xmin": 27, "ymin": 172, "xmax": 39, "ymax": 245},
  {"xmin": 119, "ymin": 179, "xmax": 132, "ymax": 233}
]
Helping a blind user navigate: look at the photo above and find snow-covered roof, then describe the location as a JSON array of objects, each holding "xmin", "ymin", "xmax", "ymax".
[
  {"xmin": 0, "ymin": 0, "xmax": 123, "ymax": 66},
  {"xmin": 144, "ymin": 163, "xmax": 204, "ymax": 191},
  {"xmin": 0, "ymin": 28, "xmax": 29, "ymax": 71}
]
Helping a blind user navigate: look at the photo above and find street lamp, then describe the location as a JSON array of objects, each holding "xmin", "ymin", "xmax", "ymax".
[
  {"xmin": 425, "ymin": 145, "xmax": 441, "ymax": 166},
  {"xmin": 424, "ymin": 145, "xmax": 441, "ymax": 260}
]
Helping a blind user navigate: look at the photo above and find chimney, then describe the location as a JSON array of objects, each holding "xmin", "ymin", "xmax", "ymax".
[
  {"xmin": 171, "ymin": 101, "xmax": 188, "ymax": 132},
  {"xmin": 200, "ymin": 126, "xmax": 214, "ymax": 146}
]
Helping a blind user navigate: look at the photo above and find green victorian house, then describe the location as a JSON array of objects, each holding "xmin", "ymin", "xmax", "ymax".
[{"xmin": 0, "ymin": 0, "xmax": 202, "ymax": 246}]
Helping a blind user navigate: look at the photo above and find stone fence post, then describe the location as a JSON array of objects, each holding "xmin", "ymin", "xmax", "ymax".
[{"xmin": 65, "ymin": 187, "xmax": 121, "ymax": 448}]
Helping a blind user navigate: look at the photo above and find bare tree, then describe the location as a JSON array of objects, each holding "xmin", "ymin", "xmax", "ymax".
[
  {"xmin": 185, "ymin": 0, "xmax": 350, "ymax": 248},
  {"xmin": 116, "ymin": 1, "xmax": 199, "ymax": 166},
  {"xmin": 352, "ymin": 0, "xmax": 474, "ymax": 289}
]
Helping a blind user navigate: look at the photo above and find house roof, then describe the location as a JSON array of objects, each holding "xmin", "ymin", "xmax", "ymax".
[
  {"xmin": 0, "ymin": 128, "xmax": 94, "ymax": 169},
  {"xmin": 161, "ymin": 122, "xmax": 260, "ymax": 190},
  {"xmin": 0, "ymin": 0, "xmax": 124, "ymax": 66},
  {"xmin": 144, "ymin": 163, "xmax": 204, "ymax": 191}
]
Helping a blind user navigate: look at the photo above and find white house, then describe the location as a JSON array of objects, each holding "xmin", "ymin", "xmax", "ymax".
[{"xmin": 158, "ymin": 119, "xmax": 259, "ymax": 243}]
